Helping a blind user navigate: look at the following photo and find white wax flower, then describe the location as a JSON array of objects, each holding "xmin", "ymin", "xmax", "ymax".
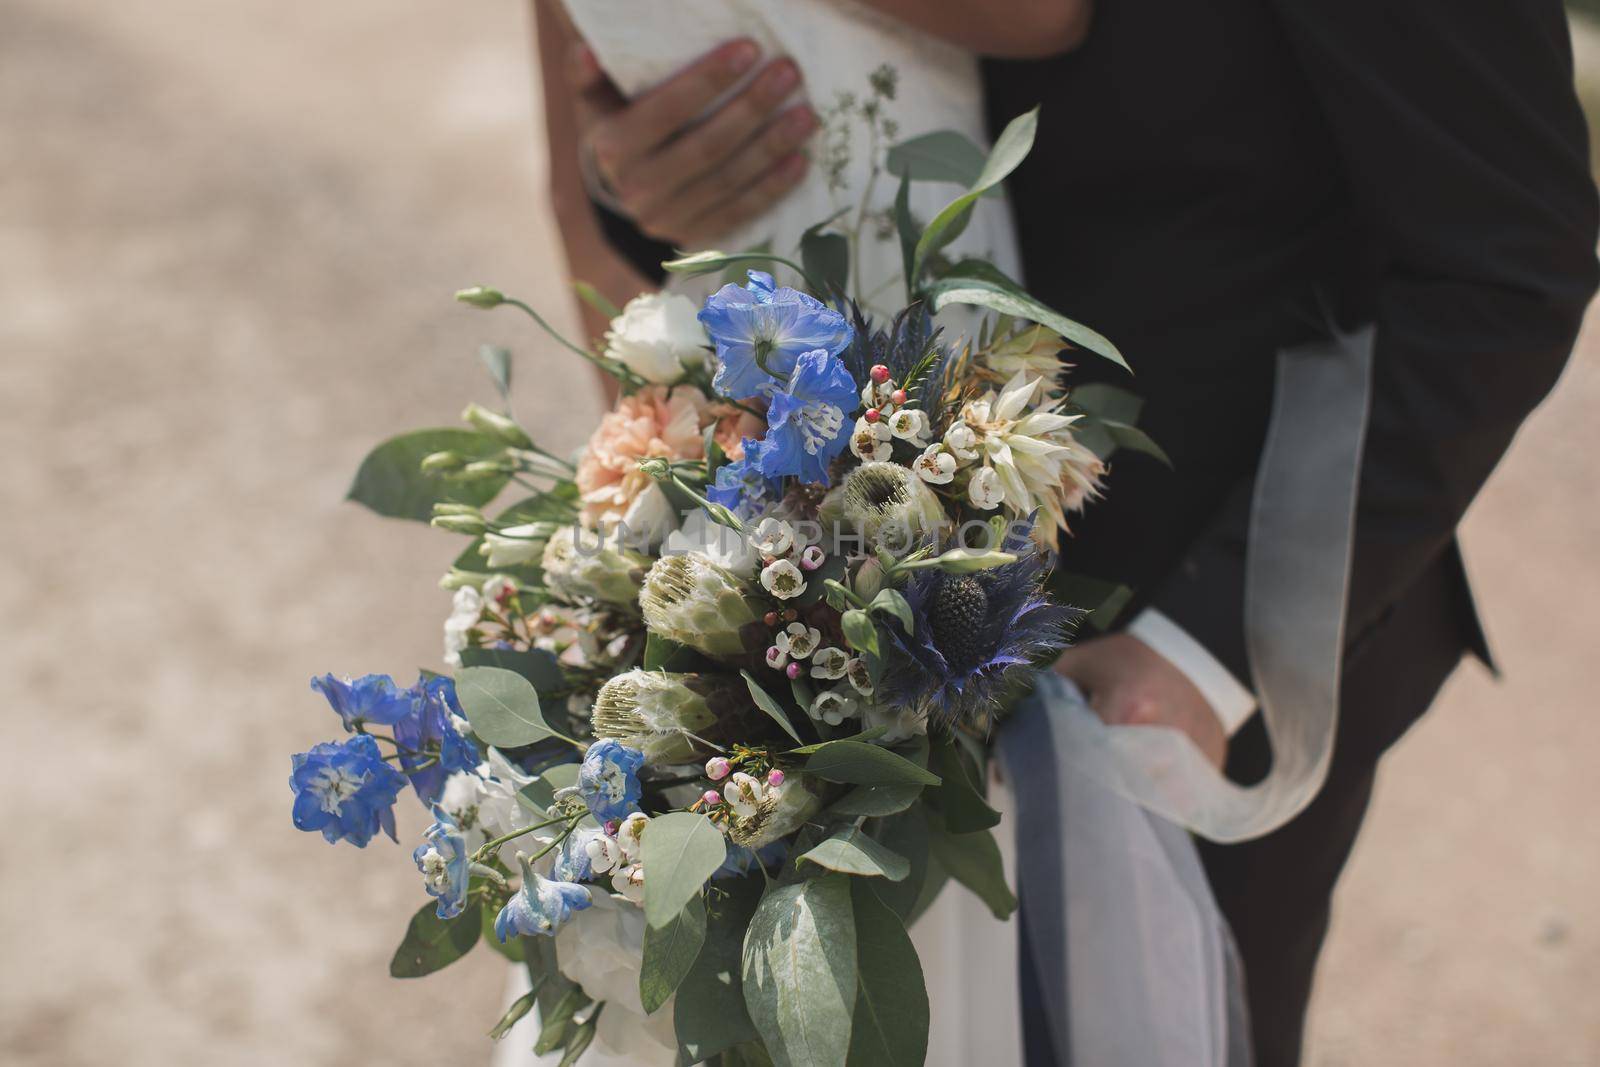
[
  {"xmin": 967, "ymin": 466, "xmax": 1006, "ymax": 510},
  {"xmin": 850, "ymin": 417, "xmax": 893, "ymax": 462},
  {"xmin": 760, "ymin": 558, "xmax": 807, "ymax": 600},
  {"xmin": 774, "ymin": 622, "xmax": 821, "ymax": 660},
  {"xmin": 724, "ymin": 772, "xmax": 764, "ymax": 818},
  {"xmin": 913, "ymin": 445, "xmax": 957, "ymax": 485},
  {"xmin": 602, "ymin": 292, "xmax": 707, "ymax": 384},
  {"xmin": 887, "ymin": 407, "xmax": 929, "ymax": 442},
  {"xmin": 751, "ymin": 516, "xmax": 797, "ymax": 557},
  {"xmin": 944, "ymin": 420, "xmax": 980, "ymax": 461},
  {"xmin": 810, "ymin": 646, "xmax": 850, "ymax": 680}
]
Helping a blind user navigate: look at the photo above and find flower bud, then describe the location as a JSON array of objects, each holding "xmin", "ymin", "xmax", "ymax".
[
  {"xmin": 421, "ymin": 450, "xmax": 467, "ymax": 474},
  {"xmin": 456, "ymin": 459, "xmax": 515, "ymax": 480},
  {"xmin": 591, "ymin": 670, "xmax": 739, "ymax": 764},
  {"xmin": 430, "ymin": 505, "xmax": 488, "ymax": 536},
  {"xmin": 639, "ymin": 552, "xmax": 759, "ymax": 658},
  {"xmin": 766, "ymin": 769, "xmax": 785, "ymax": 787},
  {"xmin": 480, "ymin": 522, "xmax": 557, "ymax": 569},
  {"xmin": 705, "ymin": 756, "xmax": 732, "ymax": 781},
  {"xmin": 701, "ymin": 789, "xmax": 723, "ymax": 807},
  {"xmin": 636, "ymin": 457, "xmax": 672, "ymax": 480},
  {"xmin": 823, "ymin": 461, "xmax": 948, "ymax": 551},
  {"xmin": 455, "ymin": 285, "xmax": 505, "ymax": 309},
  {"xmin": 462, "ymin": 403, "xmax": 533, "ymax": 448},
  {"xmin": 542, "ymin": 526, "xmax": 649, "ymax": 605}
]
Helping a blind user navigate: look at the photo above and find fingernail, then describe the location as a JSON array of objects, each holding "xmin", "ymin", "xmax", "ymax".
[
  {"xmin": 784, "ymin": 106, "xmax": 816, "ymax": 136},
  {"xmin": 724, "ymin": 40, "xmax": 759, "ymax": 74},
  {"xmin": 766, "ymin": 60, "xmax": 800, "ymax": 96}
]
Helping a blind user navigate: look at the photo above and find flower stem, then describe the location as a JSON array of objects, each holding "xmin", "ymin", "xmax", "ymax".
[{"xmin": 472, "ymin": 812, "xmax": 580, "ymax": 864}]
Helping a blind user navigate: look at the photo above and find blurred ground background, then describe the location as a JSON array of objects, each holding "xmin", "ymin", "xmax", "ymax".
[{"xmin": 1, "ymin": 0, "xmax": 1596, "ymax": 1064}]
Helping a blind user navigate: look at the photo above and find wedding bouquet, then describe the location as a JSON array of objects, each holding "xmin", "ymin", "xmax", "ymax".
[{"xmin": 290, "ymin": 108, "xmax": 1159, "ymax": 1065}]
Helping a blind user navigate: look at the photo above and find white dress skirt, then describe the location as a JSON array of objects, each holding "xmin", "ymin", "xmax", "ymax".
[{"xmin": 496, "ymin": 2, "xmax": 1248, "ymax": 1063}]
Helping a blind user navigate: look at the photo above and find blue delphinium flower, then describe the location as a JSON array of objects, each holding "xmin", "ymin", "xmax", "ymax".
[
  {"xmin": 310, "ymin": 673, "xmax": 414, "ymax": 731},
  {"xmin": 577, "ymin": 739, "xmax": 645, "ymax": 821},
  {"xmin": 413, "ymin": 805, "xmax": 472, "ymax": 919},
  {"xmin": 706, "ymin": 437, "xmax": 782, "ymax": 520},
  {"xmin": 878, "ymin": 520, "xmax": 1081, "ymax": 730},
  {"xmin": 289, "ymin": 734, "xmax": 409, "ymax": 846},
  {"xmin": 760, "ymin": 349, "xmax": 859, "ymax": 485},
  {"xmin": 700, "ymin": 270, "xmax": 854, "ymax": 400},
  {"xmin": 394, "ymin": 675, "xmax": 481, "ymax": 806},
  {"xmin": 495, "ymin": 853, "xmax": 593, "ymax": 941},
  {"xmin": 550, "ymin": 821, "xmax": 602, "ymax": 883}
]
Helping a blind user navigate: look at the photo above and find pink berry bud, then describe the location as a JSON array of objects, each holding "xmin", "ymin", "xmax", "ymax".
[
  {"xmin": 767, "ymin": 769, "xmax": 786, "ymax": 787},
  {"xmin": 870, "ymin": 364, "xmax": 891, "ymax": 383},
  {"xmin": 785, "ymin": 662, "xmax": 802, "ymax": 679},
  {"xmin": 863, "ymin": 407, "xmax": 881, "ymax": 423},
  {"xmin": 799, "ymin": 546, "xmax": 825, "ymax": 571},
  {"xmin": 763, "ymin": 610, "xmax": 780, "ymax": 627},
  {"xmin": 705, "ymin": 756, "xmax": 731, "ymax": 781},
  {"xmin": 766, "ymin": 645, "xmax": 786, "ymax": 668},
  {"xmin": 701, "ymin": 789, "xmax": 723, "ymax": 807},
  {"xmin": 604, "ymin": 820, "xmax": 619, "ymax": 835},
  {"xmin": 890, "ymin": 388, "xmax": 907, "ymax": 405}
]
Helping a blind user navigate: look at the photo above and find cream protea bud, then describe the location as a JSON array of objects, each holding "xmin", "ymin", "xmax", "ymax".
[
  {"xmin": 727, "ymin": 773, "xmax": 821, "ymax": 851},
  {"xmin": 823, "ymin": 461, "xmax": 948, "ymax": 552},
  {"xmin": 638, "ymin": 552, "xmax": 758, "ymax": 657},
  {"xmin": 541, "ymin": 526, "xmax": 649, "ymax": 606},
  {"xmin": 590, "ymin": 670, "xmax": 733, "ymax": 764}
]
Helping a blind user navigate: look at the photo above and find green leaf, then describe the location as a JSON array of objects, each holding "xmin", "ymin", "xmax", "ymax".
[
  {"xmin": 482, "ymin": 905, "xmax": 527, "ymax": 962},
  {"xmin": 557, "ymin": 1012, "xmax": 599, "ymax": 1067},
  {"xmin": 886, "ymin": 129, "xmax": 991, "ymax": 189},
  {"xmin": 787, "ymin": 726, "xmax": 887, "ymax": 755},
  {"xmin": 867, "ymin": 589, "xmax": 914, "ymax": 635},
  {"xmin": 675, "ymin": 880, "xmax": 762, "ymax": 1061},
  {"xmin": 800, "ymin": 825, "xmax": 911, "ymax": 881},
  {"xmin": 805, "ymin": 741, "xmax": 940, "ymax": 787},
  {"xmin": 389, "ymin": 901, "xmax": 481, "ymax": 978},
  {"xmin": 926, "ymin": 740, "xmax": 1001, "ymax": 833},
  {"xmin": 741, "ymin": 670, "xmax": 804, "ymax": 745},
  {"xmin": 518, "ymin": 762, "xmax": 581, "ymax": 813},
  {"xmin": 457, "ymin": 647, "xmax": 567, "ymax": 694},
  {"xmin": 893, "ymin": 174, "xmax": 917, "ymax": 297},
  {"xmin": 641, "ymin": 893, "xmax": 707, "ymax": 1013},
  {"xmin": 741, "ymin": 876, "xmax": 857, "ymax": 1067},
  {"xmin": 911, "ymin": 108, "xmax": 1038, "ymax": 284},
  {"xmin": 663, "ymin": 249, "xmax": 809, "ymax": 288},
  {"xmin": 347, "ymin": 428, "xmax": 508, "ymax": 522},
  {"xmin": 840, "ymin": 609, "xmax": 880, "ymax": 658},
  {"xmin": 645, "ymin": 633, "xmax": 703, "ymax": 673},
  {"xmin": 451, "ymin": 486, "xmax": 578, "ymax": 576},
  {"xmin": 924, "ymin": 268, "xmax": 1128, "ymax": 372},
  {"xmin": 478, "ymin": 344, "xmax": 512, "ymax": 400},
  {"xmin": 488, "ymin": 988, "xmax": 538, "ymax": 1040},
  {"xmin": 800, "ymin": 224, "xmax": 849, "ymax": 299},
  {"xmin": 456, "ymin": 666, "xmax": 560, "ymax": 748},
  {"xmin": 1104, "ymin": 420, "xmax": 1173, "ymax": 467},
  {"xmin": 572, "ymin": 279, "xmax": 622, "ymax": 321},
  {"xmin": 1068, "ymin": 382, "xmax": 1144, "ymax": 424},
  {"xmin": 641, "ymin": 812, "xmax": 728, "ymax": 930},
  {"xmin": 534, "ymin": 984, "xmax": 591, "ymax": 1055},
  {"xmin": 846, "ymin": 882, "xmax": 929, "ymax": 1067},
  {"xmin": 924, "ymin": 811, "xmax": 1017, "ymax": 920},
  {"xmin": 827, "ymin": 782, "xmax": 923, "ymax": 818},
  {"xmin": 869, "ymin": 813, "xmax": 932, "ymax": 923}
]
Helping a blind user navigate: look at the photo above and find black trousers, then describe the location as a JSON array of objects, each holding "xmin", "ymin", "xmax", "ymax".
[{"xmin": 1022, "ymin": 553, "xmax": 1470, "ymax": 1066}]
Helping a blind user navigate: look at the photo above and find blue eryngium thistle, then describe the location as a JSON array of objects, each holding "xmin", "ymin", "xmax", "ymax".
[
  {"xmin": 577, "ymin": 739, "xmax": 645, "ymax": 821},
  {"xmin": 413, "ymin": 805, "xmax": 471, "ymax": 919},
  {"xmin": 289, "ymin": 734, "xmax": 408, "ymax": 847},
  {"xmin": 495, "ymin": 853, "xmax": 593, "ymax": 941},
  {"xmin": 700, "ymin": 270, "xmax": 854, "ymax": 400},
  {"xmin": 878, "ymin": 523, "xmax": 1080, "ymax": 731}
]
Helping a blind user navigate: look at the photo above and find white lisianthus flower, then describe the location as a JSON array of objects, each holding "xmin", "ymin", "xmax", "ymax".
[
  {"xmin": 944, "ymin": 420, "xmax": 980, "ymax": 462},
  {"xmin": 751, "ymin": 516, "xmax": 796, "ymax": 558},
  {"xmin": 481, "ymin": 522, "xmax": 552, "ymax": 568},
  {"xmin": 602, "ymin": 292, "xmax": 708, "ymax": 384},
  {"xmin": 442, "ymin": 585, "xmax": 482, "ymax": 667},
  {"xmin": 437, "ymin": 770, "xmax": 490, "ymax": 850},
  {"xmin": 774, "ymin": 622, "xmax": 821, "ymax": 660},
  {"xmin": 552, "ymin": 892, "xmax": 682, "ymax": 1059},
  {"xmin": 912, "ymin": 444, "xmax": 957, "ymax": 485},
  {"xmin": 723, "ymin": 772, "xmax": 764, "ymax": 818},
  {"xmin": 810, "ymin": 646, "xmax": 850, "ymax": 680},
  {"xmin": 967, "ymin": 466, "xmax": 1006, "ymax": 510},
  {"xmin": 849, "ymin": 417, "xmax": 893, "ymax": 462},
  {"xmin": 886, "ymin": 407, "xmax": 929, "ymax": 443},
  {"xmin": 808, "ymin": 689, "xmax": 860, "ymax": 726},
  {"xmin": 760, "ymin": 558, "xmax": 807, "ymax": 600}
]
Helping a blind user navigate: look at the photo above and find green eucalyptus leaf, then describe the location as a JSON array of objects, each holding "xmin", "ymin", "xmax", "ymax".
[
  {"xmin": 840, "ymin": 609, "xmax": 880, "ymax": 658},
  {"xmin": 800, "ymin": 225, "xmax": 849, "ymax": 299},
  {"xmin": 805, "ymin": 741, "xmax": 940, "ymax": 787},
  {"xmin": 788, "ymin": 726, "xmax": 887, "ymax": 755},
  {"xmin": 645, "ymin": 633, "xmax": 703, "ymax": 672},
  {"xmin": 924, "ymin": 810, "xmax": 1017, "ymax": 920},
  {"xmin": 846, "ymin": 882, "xmax": 929, "ymax": 1067},
  {"xmin": 742, "ymin": 670, "xmax": 805, "ymax": 744},
  {"xmin": 641, "ymin": 812, "xmax": 728, "ymax": 930},
  {"xmin": 348, "ymin": 428, "xmax": 508, "ymax": 522},
  {"xmin": 456, "ymin": 666, "xmax": 559, "ymax": 748},
  {"xmin": 886, "ymin": 129, "xmax": 991, "ymax": 189},
  {"xmin": 893, "ymin": 174, "xmax": 917, "ymax": 295},
  {"xmin": 457, "ymin": 647, "xmax": 567, "ymax": 694},
  {"xmin": 1068, "ymin": 382, "xmax": 1144, "ymax": 424},
  {"xmin": 1104, "ymin": 420, "xmax": 1173, "ymax": 467},
  {"xmin": 641, "ymin": 893, "xmax": 707, "ymax": 1014},
  {"xmin": 741, "ymin": 876, "xmax": 857, "ymax": 1067},
  {"xmin": 926, "ymin": 740, "xmax": 1001, "ymax": 833},
  {"xmin": 869, "ymin": 813, "xmax": 932, "ymax": 922},
  {"xmin": 572, "ymin": 279, "xmax": 622, "ymax": 320},
  {"xmin": 924, "ymin": 268, "xmax": 1128, "ymax": 372},
  {"xmin": 800, "ymin": 824, "xmax": 911, "ymax": 881},
  {"xmin": 478, "ymin": 344, "xmax": 513, "ymax": 400},
  {"xmin": 675, "ymin": 879, "xmax": 762, "ymax": 1061},
  {"xmin": 389, "ymin": 901, "xmax": 481, "ymax": 978},
  {"xmin": 827, "ymin": 781, "xmax": 923, "ymax": 818}
]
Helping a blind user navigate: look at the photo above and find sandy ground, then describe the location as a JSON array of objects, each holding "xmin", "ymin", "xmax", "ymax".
[{"xmin": 1, "ymin": 1, "xmax": 1596, "ymax": 1064}]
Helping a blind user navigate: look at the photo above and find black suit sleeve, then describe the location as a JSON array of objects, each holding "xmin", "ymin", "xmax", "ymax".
[
  {"xmin": 594, "ymin": 200, "xmax": 674, "ymax": 287},
  {"xmin": 1149, "ymin": 0, "xmax": 1599, "ymax": 685}
]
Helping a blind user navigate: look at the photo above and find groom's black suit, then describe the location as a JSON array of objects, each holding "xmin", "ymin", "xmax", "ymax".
[
  {"xmin": 984, "ymin": 1, "xmax": 1597, "ymax": 1063},
  {"xmin": 588, "ymin": 2, "xmax": 1598, "ymax": 1062}
]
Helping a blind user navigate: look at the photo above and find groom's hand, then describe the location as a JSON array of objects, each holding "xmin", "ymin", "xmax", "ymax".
[
  {"xmin": 570, "ymin": 39, "xmax": 816, "ymax": 247},
  {"xmin": 1054, "ymin": 633, "xmax": 1228, "ymax": 769}
]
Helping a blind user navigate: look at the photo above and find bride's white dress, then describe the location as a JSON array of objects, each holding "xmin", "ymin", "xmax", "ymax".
[{"xmin": 495, "ymin": 3, "xmax": 1248, "ymax": 1064}]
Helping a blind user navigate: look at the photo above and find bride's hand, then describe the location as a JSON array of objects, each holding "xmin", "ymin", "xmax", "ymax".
[
  {"xmin": 1054, "ymin": 633, "xmax": 1228, "ymax": 770},
  {"xmin": 572, "ymin": 40, "xmax": 816, "ymax": 247}
]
